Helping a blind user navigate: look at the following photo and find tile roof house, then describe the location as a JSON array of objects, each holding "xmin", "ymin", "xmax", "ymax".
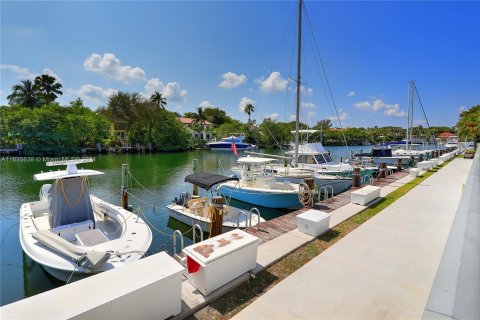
[{"xmin": 177, "ymin": 117, "xmax": 213, "ymax": 140}]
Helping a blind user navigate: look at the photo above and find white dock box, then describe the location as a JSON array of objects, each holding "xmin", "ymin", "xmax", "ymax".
[
  {"xmin": 183, "ymin": 229, "xmax": 259, "ymax": 296},
  {"xmin": 410, "ymin": 168, "xmax": 420, "ymax": 177},
  {"xmin": 417, "ymin": 161, "xmax": 434, "ymax": 170},
  {"xmin": 351, "ymin": 185, "xmax": 381, "ymax": 206},
  {"xmin": 297, "ymin": 209, "xmax": 330, "ymax": 237}
]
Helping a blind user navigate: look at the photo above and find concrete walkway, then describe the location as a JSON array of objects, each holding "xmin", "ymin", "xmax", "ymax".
[{"xmin": 234, "ymin": 158, "xmax": 473, "ymax": 320}]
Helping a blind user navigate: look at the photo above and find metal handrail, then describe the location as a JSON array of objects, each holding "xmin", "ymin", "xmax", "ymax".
[
  {"xmin": 193, "ymin": 224, "xmax": 203, "ymax": 243},
  {"xmin": 172, "ymin": 230, "xmax": 184, "ymax": 256},
  {"xmin": 326, "ymin": 185, "xmax": 334, "ymax": 200},
  {"xmin": 250, "ymin": 207, "xmax": 261, "ymax": 230},
  {"xmin": 362, "ymin": 174, "xmax": 374, "ymax": 185},
  {"xmin": 236, "ymin": 211, "xmax": 249, "ymax": 229}
]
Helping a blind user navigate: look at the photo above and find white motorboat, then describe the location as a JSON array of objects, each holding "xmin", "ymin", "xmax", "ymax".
[
  {"xmin": 167, "ymin": 172, "xmax": 265, "ymax": 233},
  {"xmin": 208, "ymin": 134, "xmax": 256, "ymax": 151},
  {"xmin": 19, "ymin": 159, "xmax": 152, "ymax": 282},
  {"xmin": 219, "ymin": 157, "xmax": 306, "ymax": 209}
]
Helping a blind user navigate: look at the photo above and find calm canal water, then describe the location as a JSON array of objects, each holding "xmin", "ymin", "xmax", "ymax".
[{"xmin": 0, "ymin": 145, "xmax": 369, "ymax": 306}]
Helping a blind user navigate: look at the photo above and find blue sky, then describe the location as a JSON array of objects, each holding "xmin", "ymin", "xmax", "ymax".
[{"xmin": 1, "ymin": 1, "xmax": 479, "ymax": 128}]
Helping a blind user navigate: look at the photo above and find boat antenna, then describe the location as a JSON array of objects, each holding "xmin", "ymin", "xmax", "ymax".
[{"xmin": 294, "ymin": 0, "xmax": 302, "ymax": 167}]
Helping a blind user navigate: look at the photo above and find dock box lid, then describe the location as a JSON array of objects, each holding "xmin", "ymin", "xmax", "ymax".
[
  {"xmin": 183, "ymin": 229, "xmax": 260, "ymax": 266},
  {"xmin": 297, "ymin": 209, "xmax": 330, "ymax": 222}
]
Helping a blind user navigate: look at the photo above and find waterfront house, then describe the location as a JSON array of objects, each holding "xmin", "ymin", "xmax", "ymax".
[{"xmin": 177, "ymin": 117, "xmax": 213, "ymax": 140}]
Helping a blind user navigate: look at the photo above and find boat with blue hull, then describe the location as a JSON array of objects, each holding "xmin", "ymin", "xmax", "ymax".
[
  {"xmin": 219, "ymin": 183, "xmax": 302, "ymax": 209},
  {"xmin": 208, "ymin": 134, "xmax": 256, "ymax": 151},
  {"xmin": 218, "ymin": 157, "xmax": 304, "ymax": 209}
]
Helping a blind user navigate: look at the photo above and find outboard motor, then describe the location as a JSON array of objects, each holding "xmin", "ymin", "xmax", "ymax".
[
  {"xmin": 174, "ymin": 192, "xmax": 191, "ymax": 206},
  {"xmin": 39, "ymin": 184, "xmax": 52, "ymax": 202}
]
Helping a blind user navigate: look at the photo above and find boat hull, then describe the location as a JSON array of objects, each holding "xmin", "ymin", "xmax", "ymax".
[
  {"xmin": 218, "ymin": 185, "xmax": 302, "ymax": 209},
  {"xmin": 167, "ymin": 204, "xmax": 263, "ymax": 234},
  {"xmin": 208, "ymin": 142, "xmax": 254, "ymax": 151}
]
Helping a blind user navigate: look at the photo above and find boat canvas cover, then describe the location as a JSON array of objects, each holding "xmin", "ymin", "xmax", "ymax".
[
  {"xmin": 184, "ymin": 173, "xmax": 239, "ymax": 191},
  {"xmin": 286, "ymin": 143, "xmax": 327, "ymax": 155},
  {"xmin": 48, "ymin": 177, "xmax": 95, "ymax": 229}
]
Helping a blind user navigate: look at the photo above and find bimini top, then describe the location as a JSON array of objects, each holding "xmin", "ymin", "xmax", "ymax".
[
  {"xmin": 237, "ymin": 156, "xmax": 277, "ymax": 164},
  {"xmin": 286, "ymin": 143, "xmax": 327, "ymax": 155},
  {"xmin": 34, "ymin": 158, "xmax": 104, "ymax": 181},
  {"xmin": 184, "ymin": 172, "xmax": 239, "ymax": 191}
]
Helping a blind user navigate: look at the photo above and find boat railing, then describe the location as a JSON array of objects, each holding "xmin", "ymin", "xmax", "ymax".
[
  {"xmin": 172, "ymin": 230, "xmax": 184, "ymax": 256},
  {"xmin": 192, "ymin": 224, "xmax": 203, "ymax": 243},
  {"xmin": 250, "ymin": 207, "xmax": 261, "ymax": 230}
]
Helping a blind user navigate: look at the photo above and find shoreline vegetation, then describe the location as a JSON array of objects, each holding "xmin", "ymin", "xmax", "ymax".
[{"xmin": 1, "ymin": 75, "xmax": 477, "ymax": 156}]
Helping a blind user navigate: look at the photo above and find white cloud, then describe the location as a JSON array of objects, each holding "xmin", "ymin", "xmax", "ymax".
[
  {"xmin": 144, "ymin": 78, "xmax": 163, "ymax": 95},
  {"xmin": 42, "ymin": 68, "xmax": 62, "ymax": 82},
  {"xmin": 199, "ymin": 100, "xmax": 212, "ymax": 108},
  {"xmin": 328, "ymin": 108, "xmax": 349, "ymax": 123},
  {"xmin": 307, "ymin": 111, "xmax": 316, "ymax": 119},
  {"xmin": 256, "ymin": 72, "xmax": 288, "ymax": 92},
  {"xmin": 264, "ymin": 112, "xmax": 280, "ymax": 121},
  {"xmin": 162, "ymin": 82, "xmax": 188, "ymax": 105},
  {"xmin": 238, "ymin": 96, "xmax": 256, "ymax": 113},
  {"xmin": 144, "ymin": 78, "xmax": 188, "ymax": 106},
  {"xmin": 67, "ymin": 84, "xmax": 117, "ymax": 106},
  {"xmin": 296, "ymin": 85, "xmax": 313, "ymax": 96},
  {"xmin": 84, "ymin": 53, "xmax": 146, "ymax": 82},
  {"xmin": 458, "ymin": 105, "xmax": 466, "ymax": 113},
  {"xmin": 0, "ymin": 64, "xmax": 36, "ymax": 80},
  {"xmin": 354, "ymin": 100, "xmax": 373, "ymax": 110},
  {"xmin": 290, "ymin": 114, "xmax": 296, "ymax": 121},
  {"xmin": 347, "ymin": 91, "xmax": 356, "ymax": 97},
  {"xmin": 383, "ymin": 103, "xmax": 406, "ymax": 117},
  {"xmin": 301, "ymin": 102, "xmax": 315, "ymax": 109},
  {"xmin": 218, "ymin": 72, "xmax": 247, "ymax": 89},
  {"xmin": 354, "ymin": 99, "xmax": 406, "ymax": 117}
]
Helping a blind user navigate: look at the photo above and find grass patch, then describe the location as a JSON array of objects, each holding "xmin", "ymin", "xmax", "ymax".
[{"xmin": 190, "ymin": 158, "xmax": 455, "ymax": 320}]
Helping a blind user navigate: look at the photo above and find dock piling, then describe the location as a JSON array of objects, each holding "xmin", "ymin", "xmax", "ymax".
[
  {"xmin": 121, "ymin": 164, "xmax": 129, "ymax": 210},
  {"xmin": 352, "ymin": 167, "xmax": 361, "ymax": 187},
  {"xmin": 210, "ymin": 196, "xmax": 224, "ymax": 237}
]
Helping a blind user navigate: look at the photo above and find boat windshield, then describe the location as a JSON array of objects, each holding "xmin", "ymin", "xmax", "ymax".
[
  {"xmin": 323, "ymin": 154, "xmax": 333, "ymax": 162},
  {"xmin": 297, "ymin": 155, "xmax": 317, "ymax": 164}
]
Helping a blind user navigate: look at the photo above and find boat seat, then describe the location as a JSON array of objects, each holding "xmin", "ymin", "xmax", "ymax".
[
  {"xmin": 52, "ymin": 219, "xmax": 94, "ymax": 242},
  {"xmin": 29, "ymin": 200, "xmax": 49, "ymax": 218},
  {"xmin": 75, "ymin": 229, "xmax": 109, "ymax": 247},
  {"xmin": 34, "ymin": 215, "xmax": 51, "ymax": 231},
  {"xmin": 187, "ymin": 197, "xmax": 207, "ymax": 209}
]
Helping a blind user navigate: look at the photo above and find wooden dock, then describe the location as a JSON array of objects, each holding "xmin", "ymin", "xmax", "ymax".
[{"xmin": 245, "ymin": 170, "xmax": 409, "ymax": 243}]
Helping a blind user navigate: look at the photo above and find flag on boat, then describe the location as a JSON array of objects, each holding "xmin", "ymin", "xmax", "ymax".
[{"xmin": 231, "ymin": 139, "xmax": 238, "ymax": 158}]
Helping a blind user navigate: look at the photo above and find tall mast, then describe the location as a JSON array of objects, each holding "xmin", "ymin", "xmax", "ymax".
[
  {"xmin": 294, "ymin": 0, "xmax": 302, "ymax": 167},
  {"xmin": 406, "ymin": 80, "xmax": 411, "ymax": 151},
  {"xmin": 410, "ymin": 80, "xmax": 415, "ymax": 146}
]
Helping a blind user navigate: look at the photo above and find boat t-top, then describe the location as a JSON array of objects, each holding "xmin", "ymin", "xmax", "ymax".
[
  {"xmin": 168, "ymin": 172, "xmax": 264, "ymax": 233},
  {"xmin": 19, "ymin": 158, "xmax": 152, "ymax": 282}
]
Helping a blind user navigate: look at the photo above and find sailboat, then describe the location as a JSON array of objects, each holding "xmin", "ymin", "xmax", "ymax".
[
  {"xmin": 368, "ymin": 81, "xmax": 437, "ymax": 165},
  {"xmin": 243, "ymin": 0, "xmax": 355, "ymax": 195}
]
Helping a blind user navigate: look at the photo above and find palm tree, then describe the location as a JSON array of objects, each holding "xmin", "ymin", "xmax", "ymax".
[
  {"xmin": 244, "ymin": 103, "xmax": 254, "ymax": 122},
  {"xmin": 6, "ymin": 80, "xmax": 42, "ymax": 108},
  {"xmin": 192, "ymin": 106, "xmax": 207, "ymax": 134},
  {"xmin": 149, "ymin": 91, "xmax": 167, "ymax": 110},
  {"xmin": 34, "ymin": 74, "xmax": 63, "ymax": 104}
]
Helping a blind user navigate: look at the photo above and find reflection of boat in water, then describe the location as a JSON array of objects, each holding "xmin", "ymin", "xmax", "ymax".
[
  {"xmin": 19, "ymin": 159, "xmax": 152, "ymax": 282},
  {"xmin": 219, "ymin": 157, "xmax": 304, "ymax": 209},
  {"xmin": 167, "ymin": 172, "xmax": 264, "ymax": 234},
  {"xmin": 208, "ymin": 134, "xmax": 256, "ymax": 151}
]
